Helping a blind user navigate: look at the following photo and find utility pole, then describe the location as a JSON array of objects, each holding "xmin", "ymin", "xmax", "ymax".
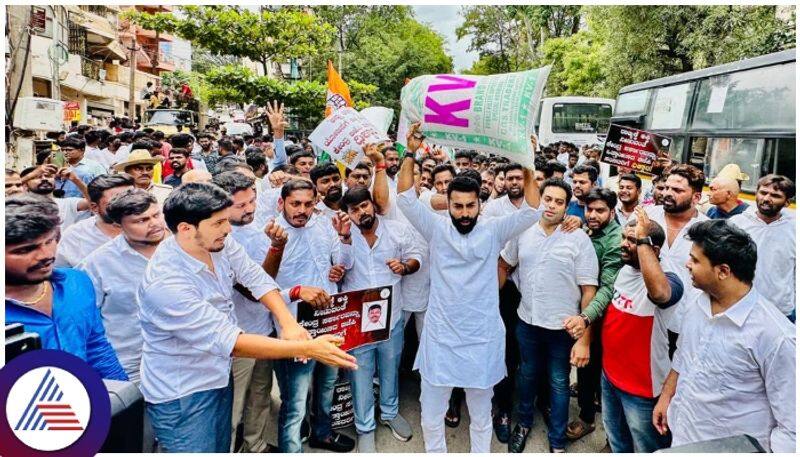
[{"xmin": 127, "ymin": 34, "xmax": 138, "ymax": 120}]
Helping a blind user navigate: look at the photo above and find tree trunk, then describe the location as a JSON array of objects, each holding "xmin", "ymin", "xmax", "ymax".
[{"xmin": 261, "ymin": 59, "xmax": 269, "ymax": 77}]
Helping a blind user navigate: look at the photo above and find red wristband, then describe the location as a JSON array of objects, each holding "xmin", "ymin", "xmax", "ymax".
[
  {"xmin": 289, "ymin": 285, "xmax": 302, "ymax": 301},
  {"xmin": 374, "ymin": 162, "xmax": 387, "ymax": 171}
]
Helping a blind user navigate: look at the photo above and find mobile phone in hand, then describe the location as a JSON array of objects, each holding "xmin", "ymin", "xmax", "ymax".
[{"xmin": 52, "ymin": 150, "xmax": 66, "ymax": 168}]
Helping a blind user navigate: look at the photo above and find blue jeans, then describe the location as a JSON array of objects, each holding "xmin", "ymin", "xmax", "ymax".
[
  {"xmin": 275, "ymin": 358, "xmax": 338, "ymax": 452},
  {"xmin": 350, "ymin": 317, "xmax": 404, "ymax": 434},
  {"xmin": 146, "ymin": 381, "xmax": 233, "ymax": 452},
  {"xmin": 601, "ymin": 372, "xmax": 669, "ymax": 452},
  {"xmin": 515, "ymin": 320, "xmax": 572, "ymax": 449}
]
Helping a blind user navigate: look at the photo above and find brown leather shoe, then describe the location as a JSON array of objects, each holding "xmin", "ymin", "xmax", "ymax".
[{"xmin": 566, "ymin": 418, "xmax": 595, "ymax": 440}]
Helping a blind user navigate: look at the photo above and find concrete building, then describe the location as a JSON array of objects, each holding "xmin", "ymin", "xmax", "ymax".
[{"xmin": 6, "ymin": 5, "xmax": 190, "ymax": 168}]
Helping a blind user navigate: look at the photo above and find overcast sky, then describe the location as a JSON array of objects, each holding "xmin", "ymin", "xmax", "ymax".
[{"xmin": 413, "ymin": 5, "xmax": 479, "ymax": 72}]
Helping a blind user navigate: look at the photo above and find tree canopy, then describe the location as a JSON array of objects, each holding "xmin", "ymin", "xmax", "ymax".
[{"xmin": 460, "ymin": 5, "xmax": 795, "ymax": 98}]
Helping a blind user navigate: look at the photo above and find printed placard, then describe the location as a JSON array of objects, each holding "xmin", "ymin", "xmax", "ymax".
[
  {"xmin": 600, "ymin": 124, "xmax": 672, "ymax": 175},
  {"xmin": 309, "ymin": 108, "xmax": 390, "ymax": 170},
  {"xmin": 297, "ymin": 286, "xmax": 393, "ymax": 351}
]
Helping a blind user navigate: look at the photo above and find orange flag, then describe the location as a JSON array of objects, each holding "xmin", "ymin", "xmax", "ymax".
[{"xmin": 325, "ymin": 60, "xmax": 353, "ymax": 118}]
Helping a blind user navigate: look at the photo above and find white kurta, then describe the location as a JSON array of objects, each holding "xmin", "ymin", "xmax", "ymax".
[{"xmin": 397, "ymin": 188, "xmax": 541, "ymax": 389}]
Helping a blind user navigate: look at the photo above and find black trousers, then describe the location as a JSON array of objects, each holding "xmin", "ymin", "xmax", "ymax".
[
  {"xmin": 493, "ymin": 281, "xmax": 522, "ymax": 415},
  {"xmin": 576, "ymin": 322, "xmax": 603, "ymax": 424}
]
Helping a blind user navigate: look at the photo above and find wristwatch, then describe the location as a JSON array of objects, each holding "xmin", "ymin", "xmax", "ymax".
[{"xmin": 636, "ymin": 236, "xmax": 653, "ymax": 246}]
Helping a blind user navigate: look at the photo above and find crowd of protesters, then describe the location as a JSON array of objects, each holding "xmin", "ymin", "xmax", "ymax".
[{"xmin": 5, "ymin": 102, "xmax": 796, "ymax": 453}]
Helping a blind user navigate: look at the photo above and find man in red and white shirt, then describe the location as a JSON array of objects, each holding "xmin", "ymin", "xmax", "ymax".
[{"xmin": 601, "ymin": 207, "xmax": 684, "ymax": 453}]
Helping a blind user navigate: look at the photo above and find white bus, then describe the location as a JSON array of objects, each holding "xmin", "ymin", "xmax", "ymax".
[{"xmin": 535, "ymin": 96, "xmax": 615, "ymax": 147}]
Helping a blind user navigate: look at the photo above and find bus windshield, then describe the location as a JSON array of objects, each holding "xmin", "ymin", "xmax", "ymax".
[
  {"xmin": 146, "ymin": 110, "xmax": 193, "ymax": 125},
  {"xmin": 552, "ymin": 103, "xmax": 613, "ymax": 134}
]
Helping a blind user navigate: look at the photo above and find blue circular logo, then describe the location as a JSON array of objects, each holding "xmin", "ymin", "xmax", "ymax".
[{"xmin": 0, "ymin": 350, "xmax": 111, "ymax": 456}]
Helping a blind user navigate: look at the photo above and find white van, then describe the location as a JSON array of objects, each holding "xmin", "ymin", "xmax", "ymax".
[{"xmin": 535, "ymin": 96, "xmax": 615, "ymax": 147}]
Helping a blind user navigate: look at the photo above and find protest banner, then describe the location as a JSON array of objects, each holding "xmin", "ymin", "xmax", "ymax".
[
  {"xmin": 330, "ymin": 377, "xmax": 354, "ymax": 429},
  {"xmin": 297, "ymin": 285, "xmax": 393, "ymax": 351},
  {"xmin": 400, "ymin": 67, "xmax": 550, "ymax": 169},
  {"xmin": 309, "ymin": 108, "xmax": 390, "ymax": 170},
  {"xmin": 360, "ymin": 106, "xmax": 394, "ymax": 136},
  {"xmin": 600, "ymin": 124, "xmax": 672, "ymax": 175}
]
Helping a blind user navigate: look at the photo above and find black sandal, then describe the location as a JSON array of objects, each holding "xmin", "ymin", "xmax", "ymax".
[{"xmin": 445, "ymin": 399, "xmax": 461, "ymax": 428}]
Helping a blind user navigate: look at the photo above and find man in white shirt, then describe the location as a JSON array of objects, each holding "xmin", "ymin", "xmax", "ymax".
[
  {"xmin": 729, "ymin": 174, "xmax": 796, "ymax": 321},
  {"xmin": 138, "ymin": 182, "xmax": 356, "ymax": 453},
  {"xmin": 338, "ymin": 187, "xmax": 422, "ymax": 452},
  {"xmin": 645, "ymin": 164, "xmax": 709, "ymax": 355},
  {"xmin": 500, "ymin": 178, "xmax": 599, "ymax": 453},
  {"xmin": 21, "ymin": 164, "xmax": 91, "ymax": 231},
  {"xmin": 55, "ymin": 174, "xmax": 135, "ymax": 267},
  {"xmin": 396, "ymin": 123, "xmax": 542, "ymax": 453},
  {"xmin": 616, "ymin": 173, "xmax": 642, "ymax": 227},
  {"xmin": 366, "ymin": 146, "xmax": 431, "ymax": 340},
  {"xmin": 78, "ymin": 189, "xmax": 166, "ymax": 385},
  {"xmin": 213, "ymin": 171, "xmax": 330, "ymax": 452},
  {"xmin": 310, "ymin": 162, "xmax": 344, "ymax": 228},
  {"xmin": 83, "ymin": 130, "xmax": 109, "ymax": 170},
  {"xmin": 653, "ymin": 220, "xmax": 795, "ymax": 452},
  {"xmin": 262, "ymin": 179, "xmax": 357, "ymax": 453}
]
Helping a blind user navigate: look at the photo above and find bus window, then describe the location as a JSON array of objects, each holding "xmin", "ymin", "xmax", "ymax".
[
  {"xmin": 615, "ymin": 90, "xmax": 650, "ymax": 115},
  {"xmin": 691, "ymin": 63, "xmax": 795, "ymax": 132},
  {"xmin": 668, "ymin": 137, "xmax": 685, "ymax": 161},
  {"xmin": 646, "ymin": 83, "xmax": 693, "ymax": 130},
  {"xmin": 693, "ymin": 137, "xmax": 764, "ymax": 192},
  {"xmin": 551, "ymin": 103, "xmax": 612, "ymax": 134},
  {"xmin": 771, "ymin": 138, "xmax": 796, "ymax": 184}
]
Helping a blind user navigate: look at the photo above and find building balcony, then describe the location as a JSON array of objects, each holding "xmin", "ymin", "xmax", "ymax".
[
  {"xmin": 135, "ymin": 28, "xmax": 174, "ymax": 42},
  {"xmin": 138, "ymin": 6, "xmax": 173, "ymax": 13},
  {"xmin": 136, "ymin": 50, "xmax": 176, "ymax": 74}
]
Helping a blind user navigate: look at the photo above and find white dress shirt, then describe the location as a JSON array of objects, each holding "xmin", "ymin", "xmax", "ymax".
[
  {"xmin": 230, "ymin": 224, "xmax": 274, "ymax": 336},
  {"xmin": 86, "ymin": 147, "xmax": 129, "ymax": 171},
  {"xmin": 481, "ymin": 194, "xmax": 519, "ymax": 219},
  {"xmin": 272, "ymin": 214, "xmax": 353, "ymax": 327},
  {"xmin": 481, "ymin": 194, "xmax": 523, "ymax": 286},
  {"xmin": 729, "ymin": 208, "xmax": 796, "ymax": 315},
  {"xmin": 55, "ymin": 216, "xmax": 113, "ymax": 268},
  {"xmin": 77, "ymin": 235, "xmax": 149, "ymax": 384},
  {"xmin": 54, "ymin": 196, "xmax": 89, "ymax": 231},
  {"xmin": 314, "ymin": 200, "xmax": 339, "ymax": 230},
  {"xmin": 669, "ymin": 288, "xmax": 796, "ymax": 452},
  {"xmin": 137, "ymin": 236, "xmax": 279, "ymax": 404},
  {"xmin": 397, "ymin": 188, "xmax": 541, "ymax": 389},
  {"xmin": 615, "ymin": 202, "xmax": 635, "ymax": 227},
  {"xmin": 342, "ymin": 217, "xmax": 423, "ymax": 327},
  {"xmin": 253, "ymin": 185, "xmax": 282, "ymax": 231},
  {"xmin": 501, "ymin": 224, "xmax": 598, "ymax": 329},
  {"xmin": 383, "ymin": 186, "xmax": 431, "ymax": 313},
  {"xmin": 645, "ymin": 205, "xmax": 709, "ymax": 331}
]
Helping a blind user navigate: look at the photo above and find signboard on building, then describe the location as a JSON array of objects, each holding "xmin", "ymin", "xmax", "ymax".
[
  {"xmin": 30, "ymin": 7, "xmax": 47, "ymax": 33},
  {"xmin": 64, "ymin": 101, "xmax": 81, "ymax": 122}
]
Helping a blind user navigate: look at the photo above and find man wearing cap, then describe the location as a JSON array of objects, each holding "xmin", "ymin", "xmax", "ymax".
[{"xmin": 113, "ymin": 149, "xmax": 173, "ymax": 206}]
